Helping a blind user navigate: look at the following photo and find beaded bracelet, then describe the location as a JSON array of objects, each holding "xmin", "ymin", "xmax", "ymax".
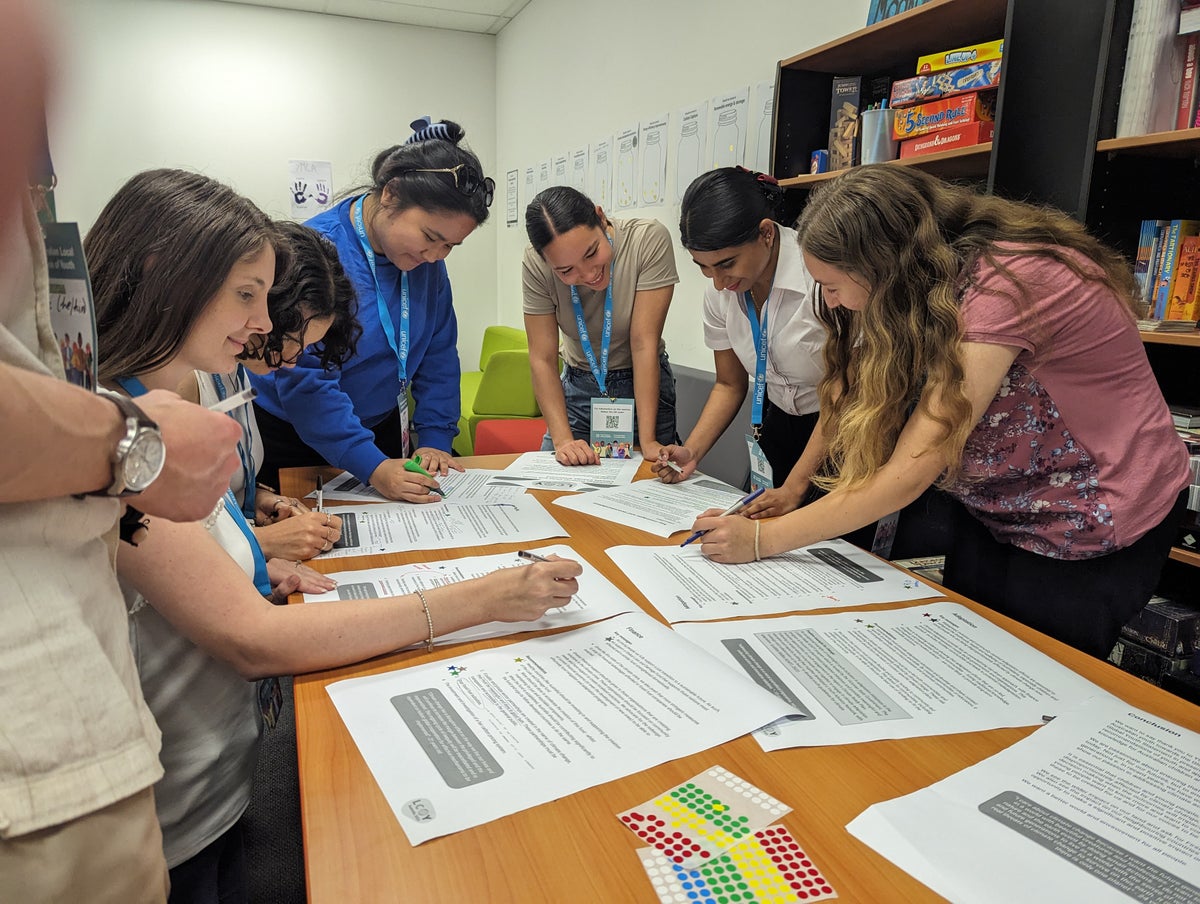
[
  {"xmin": 753, "ymin": 520, "xmax": 762, "ymax": 562},
  {"xmin": 415, "ymin": 588, "xmax": 435, "ymax": 652}
]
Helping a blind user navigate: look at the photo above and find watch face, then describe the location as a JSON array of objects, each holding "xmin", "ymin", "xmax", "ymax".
[{"xmin": 124, "ymin": 430, "xmax": 166, "ymax": 492}]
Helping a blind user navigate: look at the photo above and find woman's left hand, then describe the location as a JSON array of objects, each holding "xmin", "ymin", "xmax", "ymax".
[
  {"xmin": 412, "ymin": 447, "xmax": 463, "ymax": 477},
  {"xmin": 266, "ymin": 557, "xmax": 337, "ymax": 598},
  {"xmin": 254, "ymin": 510, "xmax": 343, "ymax": 561},
  {"xmin": 692, "ymin": 509, "xmax": 758, "ymax": 564},
  {"xmin": 254, "ymin": 488, "xmax": 308, "ymax": 526}
]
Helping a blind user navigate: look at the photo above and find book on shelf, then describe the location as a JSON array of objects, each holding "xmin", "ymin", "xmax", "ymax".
[
  {"xmin": 1179, "ymin": 33, "xmax": 1200, "ymax": 128},
  {"xmin": 1153, "ymin": 219, "xmax": 1200, "ymax": 318},
  {"xmin": 1136, "ymin": 318, "xmax": 1199, "ymax": 331},
  {"xmin": 1182, "ymin": 0, "xmax": 1200, "ymax": 35},
  {"xmin": 1168, "ymin": 234, "xmax": 1200, "ymax": 319},
  {"xmin": 1171, "ymin": 405, "xmax": 1200, "ymax": 428},
  {"xmin": 1118, "ymin": 0, "xmax": 1186, "ymax": 137}
]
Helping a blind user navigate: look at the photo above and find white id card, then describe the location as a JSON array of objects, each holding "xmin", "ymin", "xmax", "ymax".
[
  {"xmin": 746, "ymin": 434, "xmax": 774, "ymax": 492},
  {"xmin": 590, "ymin": 397, "xmax": 635, "ymax": 458}
]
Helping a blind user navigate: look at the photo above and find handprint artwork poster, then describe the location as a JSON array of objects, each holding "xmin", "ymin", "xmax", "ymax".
[{"xmin": 287, "ymin": 159, "xmax": 334, "ymax": 219}]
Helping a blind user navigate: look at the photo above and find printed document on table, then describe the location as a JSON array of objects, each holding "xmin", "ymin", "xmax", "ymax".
[
  {"xmin": 307, "ymin": 469, "xmax": 525, "ymax": 504},
  {"xmin": 847, "ymin": 697, "xmax": 1200, "ymax": 903},
  {"xmin": 316, "ymin": 497, "xmax": 566, "ymax": 558},
  {"xmin": 674, "ymin": 602, "xmax": 1112, "ymax": 748},
  {"xmin": 608, "ymin": 538, "xmax": 940, "ymax": 621},
  {"xmin": 554, "ymin": 474, "xmax": 744, "ymax": 537},
  {"xmin": 492, "ymin": 450, "xmax": 642, "ymax": 491},
  {"xmin": 302, "ymin": 544, "xmax": 637, "ymax": 645},
  {"xmin": 326, "ymin": 611, "xmax": 801, "ymax": 844}
]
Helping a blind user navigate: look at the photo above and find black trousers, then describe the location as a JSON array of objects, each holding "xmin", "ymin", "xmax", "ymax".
[
  {"xmin": 756, "ymin": 400, "xmax": 819, "ymax": 488},
  {"xmin": 941, "ymin": 490, "xmax": 1188, "ymax": 659},
  {"xmin": 253, "ymin": 403, "xmax": 408, "ymax": 489}
]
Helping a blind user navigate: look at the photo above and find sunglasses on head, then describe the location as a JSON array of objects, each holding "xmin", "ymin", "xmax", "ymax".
[{"xmin": 398, "ymin": 164, "xmax": 495, "ymax": 207}]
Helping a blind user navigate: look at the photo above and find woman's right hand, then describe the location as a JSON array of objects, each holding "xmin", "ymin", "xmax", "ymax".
[
  {"xmin": 554, "ymin": 438, "xmax": 599, "ymax": 466},
  {"xmin": 743, "ymin": 484, "xmax": 805, "ymax": 519},
  {"xmin": 369, "ymin": 458, "xmax": 443, "ymax": 502},
  {"xmin": 651, "ymin": 444, "xmax": 696, "ymax": 483},
  {"xmin": 483, "ymin": 556, "xmax": 582, "ymax": 621}
]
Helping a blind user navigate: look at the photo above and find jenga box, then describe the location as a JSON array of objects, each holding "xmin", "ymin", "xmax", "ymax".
[
  {"xmin": 917, "ymin": 39, "xmax": 1004, "ymax": 74},
  {"xmin": 893, "ymin": 90, "xmax": 997, "ymax": 141},
  {"xmin": 890, "ymin": 60, "xmax": 1002, "ymax": 108},
  {"xmin": 899, "ymin": 120, "xmax": 994, "ymax": 158},
  {"xmin": 827, "ymin": 75, "xmax": 892, "ymax": 170}
]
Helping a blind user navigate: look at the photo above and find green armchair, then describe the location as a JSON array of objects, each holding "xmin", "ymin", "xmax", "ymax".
[{"xmin": 454, "ymin": 326, "xmax": 540, "ymax": 456}]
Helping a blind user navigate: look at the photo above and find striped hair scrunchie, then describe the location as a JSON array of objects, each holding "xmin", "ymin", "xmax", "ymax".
[{"xmin": 406, "ymin": 116, "xmax": 452, "ymax": 145}]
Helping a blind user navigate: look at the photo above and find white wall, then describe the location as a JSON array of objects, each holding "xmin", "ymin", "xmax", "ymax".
[
  {"xmin": 495, "ymin": 0, "xmax": 868, "ymax": 370},
  {"xmin": 46, "ymin": 0, "xmax": 498, "ymax": 359}
]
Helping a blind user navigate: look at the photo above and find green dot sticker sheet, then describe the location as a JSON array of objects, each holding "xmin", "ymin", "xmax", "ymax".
[{"xmin": 619, "ymin": 766, "xmax": 791, "ymax": 867}]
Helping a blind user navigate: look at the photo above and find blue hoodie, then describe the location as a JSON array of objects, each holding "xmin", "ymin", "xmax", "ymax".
[{"xmin": 250, "ymin": 196, "xmax": 460, "ymax": 482}]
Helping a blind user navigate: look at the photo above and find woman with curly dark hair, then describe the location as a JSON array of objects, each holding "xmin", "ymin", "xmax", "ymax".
[{"xmin": 694, "ymin": 165, "xmax": 1190, "ymax": 657}]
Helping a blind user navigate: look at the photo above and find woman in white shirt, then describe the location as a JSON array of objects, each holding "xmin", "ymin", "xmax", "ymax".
[{"xmin": 654, "ymin": 167, "xmax": 824, "ymax": 499}]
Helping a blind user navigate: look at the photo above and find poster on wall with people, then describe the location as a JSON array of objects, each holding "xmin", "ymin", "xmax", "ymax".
[{"xmin": 44, "ymin": 222, "xmax": 97, "ymax": 391}]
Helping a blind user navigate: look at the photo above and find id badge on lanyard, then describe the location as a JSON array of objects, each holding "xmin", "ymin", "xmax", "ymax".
[
  {"xmin": 744, "ymin": 290, "xmax": 773, "ymax": 491},
  {"xmin": 572, "ymin": 233, "xmax": 635, "ymax": 454},
  {"xmin": 353, "ymin": 196, "xmax": 412, "ymax": 458}
]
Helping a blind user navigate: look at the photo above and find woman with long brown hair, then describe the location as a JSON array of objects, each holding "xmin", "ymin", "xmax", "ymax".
[{"xmin": 694, "ymin": 164, "xmax": 1189, "ymax": 658}]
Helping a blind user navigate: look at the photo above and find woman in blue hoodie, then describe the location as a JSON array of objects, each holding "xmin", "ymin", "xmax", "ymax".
[{"xmin": 251, "ymin": 117, "xmax": 494, "ymax": 501}]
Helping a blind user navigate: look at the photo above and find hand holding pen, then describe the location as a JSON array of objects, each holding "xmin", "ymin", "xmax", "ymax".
[
  {"xmin": 652, "ymin": 443, "xmax": 692, "ymax": 483},
  {"xmin": 404, "ymin": 456, "xmax": 446, "ymax": 497},
  {"xmin": 680, "ymin": 487, "xmax": 765, "ymax": 547}
]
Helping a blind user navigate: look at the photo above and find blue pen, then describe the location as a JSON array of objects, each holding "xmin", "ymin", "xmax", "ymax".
[{"xmin": 680, "ymin": 487, "xmax": 766, "ymax": 547}]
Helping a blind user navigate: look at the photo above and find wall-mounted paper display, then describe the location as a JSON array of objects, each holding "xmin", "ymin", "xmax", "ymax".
[
  {"xmin": 523, "ymin": 166, "xmax": 535, "ymax": 210},
  {"xmin": 505, "ymin": 170, "xmax": 518, "ymax": 227},
  {"xmin": 614, "ymin": 126, "xmax": 639, "ymax": 211},
  {"xmin": 536, "ymin": 159, "xmax": 552, "ymax": 195},
  {"xmin": 639, "ymin": 116, "xmax": 669, "ymax": 207},
  {"xmin": 552, "ymin": 154, "xmax": 568, "ymax": 186},
  {"xmin": 674, "ymin": 104, "xmax": 708, "ymax": 202},
  {"xmin": 750, "ymin": 80, "xmax": 775, "ymax": 174},
  {"xmin": 569, "ymin": 146, "xmax": 589, "ymax": 194},
  {"xmin": 707, "ymin": 89, "xmax": 749, "ymax": 170},
  {"xmin": 287, "ymin": 159, "xmax": 333, "ymax": 219},
  {"xmin": 591, "ymin": 138, "xmax": 613, "ymax": 210}
]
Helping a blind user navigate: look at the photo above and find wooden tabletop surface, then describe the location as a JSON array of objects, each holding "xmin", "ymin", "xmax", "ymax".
[{"xmin": 281, "ymin": 457, "xmax": 1200, "ymax": 904}]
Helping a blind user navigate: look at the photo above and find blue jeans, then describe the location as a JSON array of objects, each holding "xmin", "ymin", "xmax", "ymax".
[{"xmin": 541, "ymin": 352, "xmax": 679, "ymax": 450}]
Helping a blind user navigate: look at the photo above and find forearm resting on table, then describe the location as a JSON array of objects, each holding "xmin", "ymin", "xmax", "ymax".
[
  {"xmin": 0, "ymin": 363, "xmax": 122, "ymax": 500},
  {"xmin": 759, "ymin": 453, "xmax": 939, "ymax": 557},
  {"xmin": 118, "ymin": 515, "xmax": 490, "ymax": 679}
]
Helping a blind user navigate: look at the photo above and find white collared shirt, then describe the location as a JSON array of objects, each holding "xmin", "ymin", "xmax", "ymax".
[{"xmin": 701, "ymin": 224, "xmax": 824, "ymax": 416}]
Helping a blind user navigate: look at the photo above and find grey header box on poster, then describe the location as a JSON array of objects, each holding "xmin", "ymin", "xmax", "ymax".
[{"xmin": 391, "ymin": 689, "xmax": 504, "ymax": 789}]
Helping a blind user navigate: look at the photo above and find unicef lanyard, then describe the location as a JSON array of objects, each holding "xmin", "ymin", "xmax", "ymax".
[
  {"xmin": 210, "ymin": 365, "xmax": 256, "ymax": 520},
  {"xmin": 569, "ymin": 234, "xmax": 616, "ymax": 397},
  {"xmin": 743, "ymin": 290, "xmax": 771, "ymax": 437},
  {"xmin": 115, "ymin": 373, "xmax": 271, "ymax": 597},
  {"xmin": 352, "ymin": 195, "xmax": 410, "ymax": 387}
]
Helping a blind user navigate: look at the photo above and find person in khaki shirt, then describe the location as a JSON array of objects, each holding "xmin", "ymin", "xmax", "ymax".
[
  {"xmin": 0, "ymin": 6, "xmax": 243, "ymax": 901},
  {"xmin": 522, "ymin": 186, "xmax": 679, "ymax": 465}
]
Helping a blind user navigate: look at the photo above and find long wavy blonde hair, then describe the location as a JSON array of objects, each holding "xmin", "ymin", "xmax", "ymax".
[{"xmin": 794, "ymin": 165, "xmax": 1138, "ymax": 492}]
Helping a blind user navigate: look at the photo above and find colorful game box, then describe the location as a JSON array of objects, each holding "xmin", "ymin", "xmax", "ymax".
[
  {"xmin": 828, "ymin": 74, "xmax": 891, "ymax": 170},
  {"xmin": 890, "ymin": 59, "xmax": 1002, "ymax": 108},
  {"xmin": 899, "ymin": 120, "xmax": 995, "ymax": 158},
  {"xmin": 917, "ymin": 38, "xmax": 1004, "ymax": 74},
  {"xmin": 893, "ymin": 90, "xmax": 996, "ymax": 140}
]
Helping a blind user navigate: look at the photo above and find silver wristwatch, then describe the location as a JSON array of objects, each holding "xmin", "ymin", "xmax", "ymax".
[{"xmin": 90, "ymin": 389, "xmax": 167, "ymax": 497}]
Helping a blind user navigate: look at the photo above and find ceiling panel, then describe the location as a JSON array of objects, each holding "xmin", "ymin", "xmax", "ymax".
[{"xmin": 206, "ymin": 0, "xmax": 530, "ymax": 33}]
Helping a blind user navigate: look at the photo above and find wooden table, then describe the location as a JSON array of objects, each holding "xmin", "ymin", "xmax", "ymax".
[{"xmin": 281, "ymin": 457, "xmax": 1200, "ymax": 904}]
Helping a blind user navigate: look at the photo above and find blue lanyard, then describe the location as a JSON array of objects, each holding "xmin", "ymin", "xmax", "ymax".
[
  {"xmin": 569, "ymin": 234, "xmax": 615, "ymax": 397},
  {"xmin": 352, "ymin": 195, "xmax": 410, "ymax": 387},
  {"xmin": 115, "ymin": 374, "xmax": 271, "ymax": 597},
  {"xmin": 210, "ymin": 366, "xmax": 256, "ymax": 520},
  {"xmin": 743, "ymin": 290, "xmax": 770, "ymax": 429}
]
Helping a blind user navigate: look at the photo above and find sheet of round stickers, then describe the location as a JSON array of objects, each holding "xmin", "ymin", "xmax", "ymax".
[{"xmin": 619, "ymin": 766, "xmax": 837, "ymax": 901}]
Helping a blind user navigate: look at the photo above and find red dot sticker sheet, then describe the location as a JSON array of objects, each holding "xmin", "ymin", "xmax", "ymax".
[
  {"xmin": 637, "ymin": 825, "xmax": 838, "ymax": 903},
  {"xmin": 618, "ymin": 766, "xmax": 791, "ymax": 869}
]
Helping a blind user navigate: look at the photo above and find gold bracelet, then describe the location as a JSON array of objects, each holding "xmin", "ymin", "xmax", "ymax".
[
  {"xmin": 415, "ymin": 588, "xmax": 435, "ymax": 652},
  {"xmin": 754, "ymin": 520, "xmax": 762, "ymax": 562}
]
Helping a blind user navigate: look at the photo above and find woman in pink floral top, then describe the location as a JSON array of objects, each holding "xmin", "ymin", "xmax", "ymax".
[{"xmin": 691, "ymin": 165, "xmax": 1190, "ymax": 657}]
